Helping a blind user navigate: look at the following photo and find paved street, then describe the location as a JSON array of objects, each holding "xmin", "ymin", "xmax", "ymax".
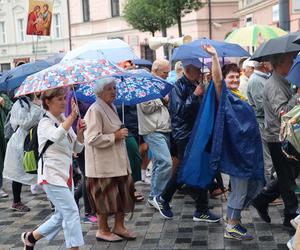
[{"xmin": 0, "ymin": 179, "xmax": 295, "ymax": 250}]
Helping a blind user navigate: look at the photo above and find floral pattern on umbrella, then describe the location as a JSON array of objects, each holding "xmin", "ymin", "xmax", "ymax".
[
  {"xmin": 75, "ymin": 70, "xmax": 173, "ymax": 105},
  {"xmin": 15, "ymin": 59, "xmax": 124, "ymax": 97}
]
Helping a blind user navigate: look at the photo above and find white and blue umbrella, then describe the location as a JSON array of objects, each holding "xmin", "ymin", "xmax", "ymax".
[{"xmin": 62, "ymin": 39, "xmax": 139, "ymax": 64}]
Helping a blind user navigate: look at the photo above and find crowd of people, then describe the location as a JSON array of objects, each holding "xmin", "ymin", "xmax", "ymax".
[{"xmin": 1, "ymin": 44, "xmax": 300, "ymax": 250}]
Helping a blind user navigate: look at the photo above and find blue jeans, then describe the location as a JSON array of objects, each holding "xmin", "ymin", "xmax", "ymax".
[
  {"xmin": 144, "ymin": 132, "xmax": 172, "ymax": 199},
  {"xmin": 37, "ymin": 184, "xmax": 84, "ymax": 248},
  {"xmin": 227, "ymin": 176, "xmax": 263, "ymax": 221}
]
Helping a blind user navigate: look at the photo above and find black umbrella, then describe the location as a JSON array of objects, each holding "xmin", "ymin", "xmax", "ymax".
[{"xmin": 251, "ymin": 32, "xmax": 300, "ymax": 62}]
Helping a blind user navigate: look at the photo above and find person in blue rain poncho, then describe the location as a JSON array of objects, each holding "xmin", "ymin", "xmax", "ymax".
[{"xmin": 178, "ymin": 44, "xmax": 265, "ymax": 241}]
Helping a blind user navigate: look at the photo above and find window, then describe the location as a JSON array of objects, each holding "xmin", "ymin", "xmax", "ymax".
[
  {"xmin": 245, "ymin": 14, "xmax": 253, "ymax": 27},
  {"xmin": 82, "ymin": 0, "xmax": 90, "ymax": 22},
  {"xmin": 111, "ymin": 0, "xmax": 120, "ymax": 17},
  {"xmin": 53, "ymin": 14, "xmax": 61, "ymax": 38},
  {"xmin": 141, "ymin": 44, "xmax": 155, "ymax": 62},
  {"xmin": 0, "ymin": 22, "xmax": 6, "ymax": 44},
  {"xmin": 1, "ymin": 63, "xmax": 11, "ymax": 72},
  {"xmin": 18, "ymin": 19, "xmax": 25, "ymax": 42}
]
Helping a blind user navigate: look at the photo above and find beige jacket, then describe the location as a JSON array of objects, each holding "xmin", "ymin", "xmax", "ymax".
[
  {"xmin": 84, "ymin": 98, "xmax": 130, "ymax": 178},
  {"xmin": 137, "ymin": 99, "xmax": 171, "ymax": 135}
]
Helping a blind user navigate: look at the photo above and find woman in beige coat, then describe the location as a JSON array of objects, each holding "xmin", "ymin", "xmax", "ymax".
[{"xmin": 84, "ymin": 77, "xmax": 135, "ymax": 242}]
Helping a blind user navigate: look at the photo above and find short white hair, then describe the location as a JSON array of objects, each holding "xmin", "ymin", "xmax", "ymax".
[{"xmin": 93, "ymin": 77, "xmax": 115, "ymax": 94}]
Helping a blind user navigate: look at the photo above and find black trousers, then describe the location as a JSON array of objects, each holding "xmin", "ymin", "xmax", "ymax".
[
  {"xmin": 254, "ymin": 142, "xmax": 300, "ymax": 218},
  {"xmin": 161, "ymin": 138, "xmax": 208, "ymax": 212},
  {"xmin": 12, "ymin": 181, "xmax": 22, "ymax": 203},
  {"xmin": 74, "ymin": 151, "xmax": 92, "ymax": 215}
]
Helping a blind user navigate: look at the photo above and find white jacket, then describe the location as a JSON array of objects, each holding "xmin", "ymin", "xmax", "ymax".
[
  {"xmin": 3, "ymin": 97, "xmax": 43, "ymax": 185},
  {"xmin": 37, "ymin": 111, "xmax": 84, "ymax": 187}
]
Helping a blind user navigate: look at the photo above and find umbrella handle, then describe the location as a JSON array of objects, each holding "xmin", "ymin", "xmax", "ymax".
[{"xmin": 71, "ymin": 85, "xmax": 82, "ymax": 118}]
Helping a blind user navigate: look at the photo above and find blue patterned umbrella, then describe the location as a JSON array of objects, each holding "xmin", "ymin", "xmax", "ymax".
[{"xmin": 75, "ymin": 69, "xmax": 173, "ymax": 105}]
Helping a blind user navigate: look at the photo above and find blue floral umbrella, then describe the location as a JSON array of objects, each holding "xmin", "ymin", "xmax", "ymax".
[{"xmin": 75, "ymin": 69, "xmax": 173, "ymax": 106}]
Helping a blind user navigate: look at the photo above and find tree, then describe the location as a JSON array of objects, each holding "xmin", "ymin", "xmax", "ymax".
[
  {"xmin": 123, "ymin": 0, "xmax": 175, "ymax": 37},
  {"xmin": 164, "ymin": 0, "xmax": 204, "ymax": 36}
]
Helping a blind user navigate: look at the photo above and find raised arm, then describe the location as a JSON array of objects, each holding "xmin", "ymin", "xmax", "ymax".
[{"xmin": 202, "ymin": 45, "xmax": 222, "ymax": 101}]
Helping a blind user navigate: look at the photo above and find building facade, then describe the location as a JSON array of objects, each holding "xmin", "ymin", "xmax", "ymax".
[
  {"xmin": 69, "ymin": 0, "xmax": 239, "ymax": 60},
  {"xmin": 0, "ymin": 0, "xmax": 70, "ymax": 71},
  {"xmin": 235, "ymin": 0, "xmax": 300, "ymax": 31}
]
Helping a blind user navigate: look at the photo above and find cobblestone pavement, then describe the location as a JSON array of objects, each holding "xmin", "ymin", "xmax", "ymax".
[{"xmin": 0, "ymin": 179, "xmax": 295, "ymax": 250}]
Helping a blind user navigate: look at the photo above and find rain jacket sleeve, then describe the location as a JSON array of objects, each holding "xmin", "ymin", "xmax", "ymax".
[
  {"xmin": 268, "ymin": 87, "xmax": 300, "ymax": 120},
  {"xmin": 10, "ymin": 99, "xmax": 43, "ymax": 131},
  {"xmin": 170, "ymin": 82, "xmax": 200, "ymax": 119}
]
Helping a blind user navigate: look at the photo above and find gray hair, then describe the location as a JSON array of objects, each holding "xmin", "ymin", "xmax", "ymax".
[
  {"xmin": 151, "ymin": 59, "xmax": 169, "ymax": 72},
  {"xmin": 93, "ymin": 77, "xmax": 115, "ymax": 94}
]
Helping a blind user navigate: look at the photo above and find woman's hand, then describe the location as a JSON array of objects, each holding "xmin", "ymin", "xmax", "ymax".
[
  {"xmin": 70, "ymin": 98, "xmax": 79, "ymax": 120},
  {"xmin": 114, "ymin": 128, "xmax": 128, "ymax": 141},
  {"xmin": 202, "ymin": 44, "xmax": 217, "ymax": 57},
  {"xmin": 76, "ymin": 119, "xmax": 86, "ymax": 144}
]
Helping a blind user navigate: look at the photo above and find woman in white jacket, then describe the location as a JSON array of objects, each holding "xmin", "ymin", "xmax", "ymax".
[
  {"xmin": 21, "ymin": 87, "xmax": 86, "ymax": 250},
  {"xmin": 3, "ymin": 95, "xmax": 43, "ymax": 212}
]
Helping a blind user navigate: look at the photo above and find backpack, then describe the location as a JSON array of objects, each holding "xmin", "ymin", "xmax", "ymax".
[
  {"xmin": 279, "ymin": 105, "xmax": 300, "ymax": 161},
  {"xmin": 4, "ymin": 111, "xmax": 15, "ymax": 140},
  {"xmin": 4, "ymin": 97, "xmax": 30, "ymax": 140},
  {"xmin": 23, "ymin": 115, "xmax": 54, "ymax": 174}
]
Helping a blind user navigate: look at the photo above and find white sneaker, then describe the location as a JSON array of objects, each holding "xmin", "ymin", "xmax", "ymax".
[{"xmin": 0, "ymin": 189, "xmax": 8, "ymax": 198}]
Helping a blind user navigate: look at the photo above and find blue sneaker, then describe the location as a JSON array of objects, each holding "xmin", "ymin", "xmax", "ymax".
[
  {"xmin": 193, "ymin": 210, "xmax": 221, "ymax": 222},
  {"xmin": 224, "ymin": 224, "xmax": 253, "ymax": 241},
  {"xmin": 153, "ymin": 196, "xmax": 173, "ymax": 219}
]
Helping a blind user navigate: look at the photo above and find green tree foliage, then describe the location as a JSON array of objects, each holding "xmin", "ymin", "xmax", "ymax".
[
  {"xmin": 123, "ymin": 0, "xmax": 175, "ymax": 36},
  {"xmin": 164, "ymin": 0, "xmax": 203, "ymax": 36}
]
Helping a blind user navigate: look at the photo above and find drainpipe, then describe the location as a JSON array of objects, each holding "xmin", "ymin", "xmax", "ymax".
[
  {"xmin": 279, "ymin": 0, "xmax": 290, "ymax": 31},
  {"xmin": 208, "ymin": 0, "xmax": 212, "ymax": 39},
  {"xmin": 67, "ymin": 0, "xmax": 72, "ymax": 50}
]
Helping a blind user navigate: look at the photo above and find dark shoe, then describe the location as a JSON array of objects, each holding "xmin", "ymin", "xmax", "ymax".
[
  {"xmin": 21, "ymin": 232, "xmax": 35, "ymax": 249},
  {"xmin": 283, "ymin": 214, "xmax": 299, "ymax": 228},
  {"xmin": 153, "ymin": 196, "xmax": 173, "ymax": 219},
  {"xmin": 11, "ymin": 202, "xmax": 30, "ymax": 212},
  {"xmin": 96, "ymin": 233, "xmax": 123, "ymax": 242},
  {"xmin": 252, "ymin": 200, "xmax": 270, "ymax": 223}
]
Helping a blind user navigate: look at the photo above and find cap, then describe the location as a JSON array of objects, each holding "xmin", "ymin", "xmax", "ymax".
[
  {"xmin": 182, "ymin": 58, "xmax": 205, "ymax": 69},
  {"xmin": 242, "ymin": 58, "xmax": 260, "ymax": 69}
]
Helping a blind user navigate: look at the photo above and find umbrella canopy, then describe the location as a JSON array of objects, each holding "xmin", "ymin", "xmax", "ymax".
[
  {"xmin": 15, "ymin": 59, "xmax": 124, "ymax": 97},
  {"xmin": 75, "ymin": 69, "xmax": 173, "ymax": 105},
  {"xmin": 0, "ymin": 60, "xmax": 53, "ymax": 92},
  {"xmin": 133, "ymin": 59, "xmax": 152, "ymax": 67},
  {"xmin": 287, "ymin": 54, "xmax": 300, "ymax": 86},
  {"xmin": 45, "ymin": 52, "xmax": 66, "ymax": 64},
  {"xmin": 62, "ymin": 39, "xmax": 139, "ymax": 63},
  {"xmin": 251, "ymin": 32, "xmax": 300, "ymax": 62},
  {"xmin": 225, "ymin": 25, "xmax": 287, "ymax": 47},
  {"xmin": 171, "ymin": 38, "xmax": 250, "ymax": 61}
]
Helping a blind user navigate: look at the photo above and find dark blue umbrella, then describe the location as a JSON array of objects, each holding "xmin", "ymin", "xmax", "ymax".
[
  {"xmin": 287, "ymin": 54, "xmax": 300, "ymax": 86},
  {"xmin": 133, "ymin": 59, "xmax": 152, "ymax": 66},
  {"xmin": 0, "ymin": 58, "xmax": 60, "ymax": 92},
  {"xmin": 171, "ymin": 38, "xmax": 250, "ymax": 61}
]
